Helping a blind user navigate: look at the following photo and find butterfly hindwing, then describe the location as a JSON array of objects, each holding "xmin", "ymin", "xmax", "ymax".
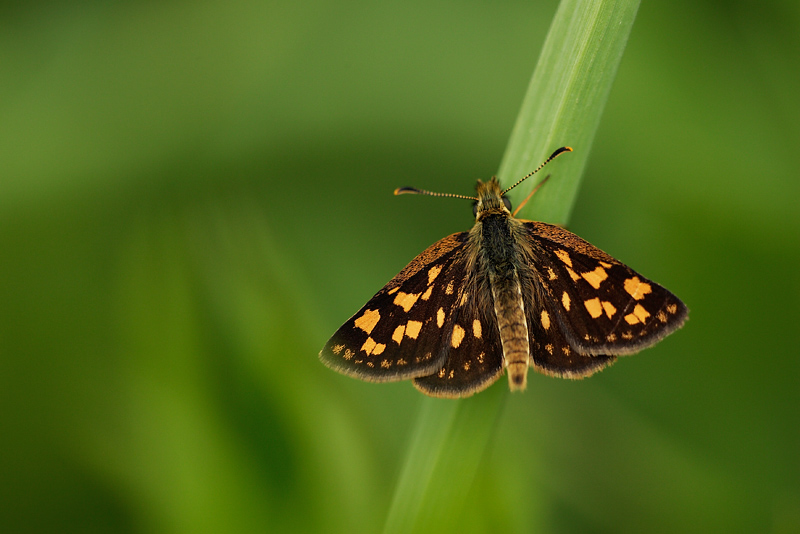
[
  {"xmin": 413, "ymin": 302, "xmax": 505, "ymax": 398},
  {"xmin": 522, "ymin": 221, "xmax": 688, "ymax": 356},
  {"xmin": 319, "ymin": 232, "xmax": 471, "ymax": 381}
]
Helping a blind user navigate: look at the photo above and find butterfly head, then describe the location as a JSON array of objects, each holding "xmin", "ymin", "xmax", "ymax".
[{"xmin": 473, "ymin": 177, "xmax": 512, "ymax": 221}]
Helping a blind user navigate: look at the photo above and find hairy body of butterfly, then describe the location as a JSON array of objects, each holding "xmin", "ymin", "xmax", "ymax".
[
  {"xmin": 320, "ymin": 149, "xmax": 687, "ymax": 398},
  {"xmin": 470, "ymin": 178, "xmax": 535, "ymax": 391}
]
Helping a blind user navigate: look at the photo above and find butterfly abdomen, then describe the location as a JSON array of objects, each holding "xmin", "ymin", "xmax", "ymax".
[{"xmin": 479, "ymin": 212, "xmax": 531, "ymax": 390}]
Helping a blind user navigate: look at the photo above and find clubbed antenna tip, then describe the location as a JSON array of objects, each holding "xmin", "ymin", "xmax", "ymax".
[{"xmin": 394, "ymin": 187, "xmax": 423, "ymax": 195}]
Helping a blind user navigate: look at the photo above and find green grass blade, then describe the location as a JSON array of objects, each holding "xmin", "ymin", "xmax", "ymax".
[
  {"xmin": 383, "ymin": 0, "xmax": 641, "ymax": 532},
  {"xmin": 499, "ymin": 0, "xmax": 641, "ymax": 225},
  {"xmin": 383, "ymin": 387, "xmax": 505, "ymax": 534},
  {"xmin": 382, "ymin": 398, "xmax": 459, "ymax": 534}
]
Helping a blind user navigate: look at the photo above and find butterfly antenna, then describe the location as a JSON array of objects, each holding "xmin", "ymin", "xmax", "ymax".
[
  {"xmin": 501, "ymin": 146, "xmax": 572, "ymax": 195},
  {"xmin": 394, "ymin": 186, "xmax": 477, "ymax": 201}
]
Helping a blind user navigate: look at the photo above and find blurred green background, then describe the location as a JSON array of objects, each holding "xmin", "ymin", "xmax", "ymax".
[{"xmin": 2, "ymin": 0, "xmax": 799, "ymax": 532}]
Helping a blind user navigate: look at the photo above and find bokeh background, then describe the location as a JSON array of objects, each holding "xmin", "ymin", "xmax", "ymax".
[{"xmin": 2, "ymin": 1, "xmax": 799, "ymax": 532}]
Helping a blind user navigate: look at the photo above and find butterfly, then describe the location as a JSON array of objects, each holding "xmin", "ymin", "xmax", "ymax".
[{"xmin": 319, "ymin": 147, "xmax": 688, "ymax": 398}]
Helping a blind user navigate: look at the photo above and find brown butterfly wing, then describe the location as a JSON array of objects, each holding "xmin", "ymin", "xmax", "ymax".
[
  {"xmin": 319, "ymin": 232, "xmax": 471, "ymax": 381},
  {"xmin": 521, "ymin": 221, "xmax": 688, "ymax": 356}
]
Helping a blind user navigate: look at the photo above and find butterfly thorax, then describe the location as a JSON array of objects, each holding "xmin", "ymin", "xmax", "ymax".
[{"xmin": 471, "ymin": 177, "xmax": 531, "ymax": 390}]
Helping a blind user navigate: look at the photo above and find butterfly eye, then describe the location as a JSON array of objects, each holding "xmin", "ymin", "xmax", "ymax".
[
  {"xmin": 472, "ymin": 201, "xmax": 479, "ymax": 217},
  {"xmin": 503, "ymin": 196, "xmax": 512, "ymax": 211}
]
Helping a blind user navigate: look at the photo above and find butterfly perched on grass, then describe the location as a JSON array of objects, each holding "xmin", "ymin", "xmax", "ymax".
[{"xmin": 319, "ymin": 147, "xmax": 687, "ymax": 398}]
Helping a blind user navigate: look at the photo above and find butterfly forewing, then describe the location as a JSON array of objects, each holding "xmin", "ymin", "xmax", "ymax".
[
  {"xmin": 319, "ymin": 232, "xmax": 470, "ymax": 381},
  {"xmin": 522, "ymin": 221, "xmax": 688, "ymax": 356}
]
